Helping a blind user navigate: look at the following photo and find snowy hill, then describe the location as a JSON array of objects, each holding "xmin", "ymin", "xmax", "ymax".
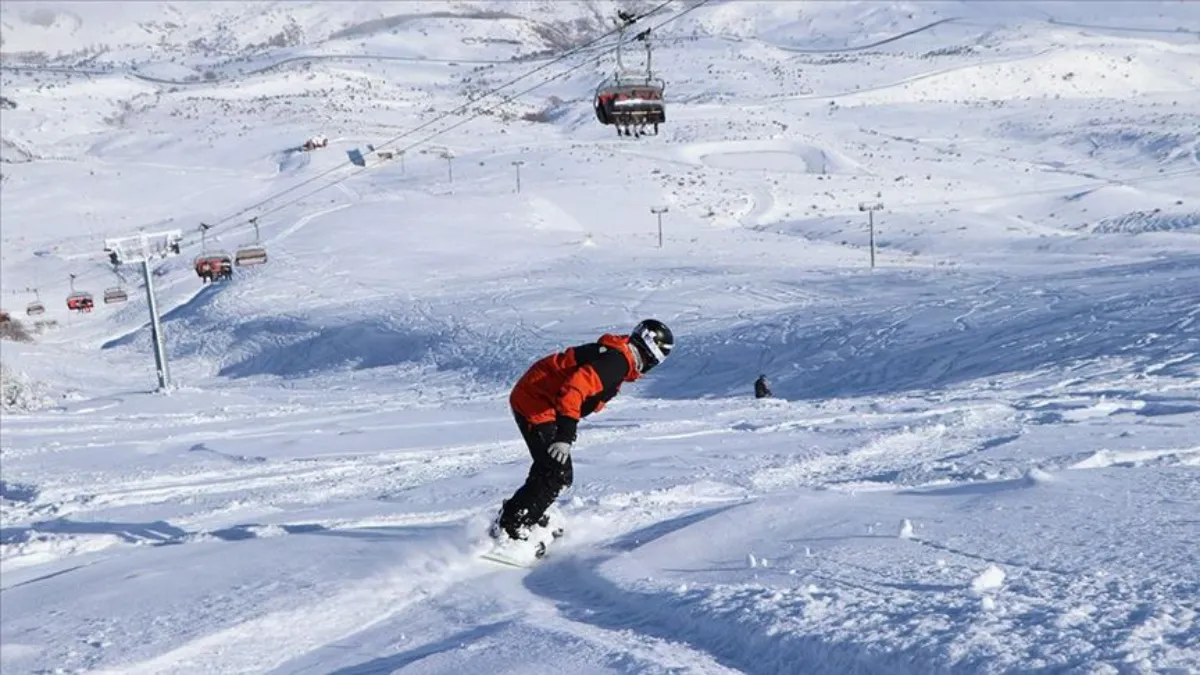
[{"xmin": 1, "ymin": 1, "xmax": 1199, "ymax": 673}]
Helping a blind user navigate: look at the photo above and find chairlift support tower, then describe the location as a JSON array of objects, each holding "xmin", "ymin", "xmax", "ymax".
[
  {"xmin": 859, "ymin": 201, "xmax": 883, "ymax": 269},
  {"xmin": 104, "ymin": 229, "xmax": 184, "ymax": 392},
  {"xmin": 651, "ymin": 206, "xmax": 668, "ymax": 248},
  {"xmin": 511, "ymin": 160, "xmax": 525, "ymax": 193}
]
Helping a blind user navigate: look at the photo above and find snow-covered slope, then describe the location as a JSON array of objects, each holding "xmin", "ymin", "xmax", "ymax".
[{"xmin": 2, "ymin": 2, "xmax": 1198, "ymax": 673}]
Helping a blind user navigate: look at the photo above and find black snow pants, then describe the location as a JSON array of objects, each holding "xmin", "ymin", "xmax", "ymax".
[{"xmin": 499, "ymin": 410, "xmax": 573, "ymax": 536}]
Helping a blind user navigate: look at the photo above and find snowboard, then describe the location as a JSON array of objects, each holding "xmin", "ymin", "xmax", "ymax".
[{"xmin": 479, "ymin": 542, "xmax": 547, "ymax": 568}]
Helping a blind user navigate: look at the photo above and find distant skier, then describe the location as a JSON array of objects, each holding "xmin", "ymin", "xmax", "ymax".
[
  {"xmin": 754, "ymin": 374, "xmax": 772, "ymax": 399},
  {"xmin": 493, "ymin": 319, "xmax": 674, "ymax": 543}
]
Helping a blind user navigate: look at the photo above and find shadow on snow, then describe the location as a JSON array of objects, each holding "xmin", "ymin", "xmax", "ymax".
[{"xmin": 643, "ymin": 255, "xmax": 1200, "ymax": 401}]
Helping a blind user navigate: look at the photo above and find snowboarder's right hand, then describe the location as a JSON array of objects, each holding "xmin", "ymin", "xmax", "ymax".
[{"xmin": 547, "ymin": 442, "xmax": 571, "ymax": 464}]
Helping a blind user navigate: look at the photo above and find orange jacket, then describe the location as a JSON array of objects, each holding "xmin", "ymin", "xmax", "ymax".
[{"xmin": 510, "ymin": 333, "xmax": 642, "ymax": 443}]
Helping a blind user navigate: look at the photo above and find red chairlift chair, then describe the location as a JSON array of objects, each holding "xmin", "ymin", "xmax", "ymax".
[
  {"xmin": 66, "ymin": 291, "xmax": 94, "ymax": 312},
  {"xmin": 195, "ymin": 222, "xmax": 234, "ymax": 283},
  {"xmin": 592, "ymin": 25, "xmax": 665, "ymax": 137},
  {"xmin": 194, "ymin": 253, "xmax": 234, "ymax": 283}
]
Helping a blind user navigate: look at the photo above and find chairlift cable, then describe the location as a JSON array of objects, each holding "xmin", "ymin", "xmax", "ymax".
[
  {"xmin": 201, "ymin": 0, "xmax": 692, "ymax": 233},
  {"xmin": 59, "ymin": 0, "xmax": 1195, "ymax": 289},
  {"xmin": 248, "ymin": 62, "xmax": 613, "ymax": 222},
  {"xmin": 66, "ymin": 0, "xmax": 714, "ymax": 288},
  {"xmin": 226, "ymin": 0, "xmax": 715, "ymax": 226},
  {"xmin": 124, "ymin": 0, "xmax": 709, "ymax": 255}
]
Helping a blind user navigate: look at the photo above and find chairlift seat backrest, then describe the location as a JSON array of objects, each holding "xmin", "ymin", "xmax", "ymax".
[
  {"xmin": 195, "ymin": 253, "xmax": 233, "ymax": 266},
  {"xmin": 234, "ymin": 246, "xmax": 268, "ymax": 266},
  {"xmin": 26, "ymin": 302, "xmax": 45, "ymax": 316},
  {"xmin": 595, "ymin": 80, "xmax": 665, "ymax": 112},
  {"xmin": 104, "ymin": 287, "xmax": 128, "ymax": 304}
]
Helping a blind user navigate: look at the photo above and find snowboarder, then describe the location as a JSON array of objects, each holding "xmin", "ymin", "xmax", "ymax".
[
  {"xmin": 754, "ymin": 374, "xmax": 772, "ymax": 399},
  {"xmin": 493, "ymin": 319, "xmax": 674, "ymax": 543}
]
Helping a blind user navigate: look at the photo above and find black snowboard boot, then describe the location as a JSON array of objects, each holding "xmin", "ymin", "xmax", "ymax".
[{"xmin": 493, "ymin": 500, "xmax": 531, "ymax": 541}]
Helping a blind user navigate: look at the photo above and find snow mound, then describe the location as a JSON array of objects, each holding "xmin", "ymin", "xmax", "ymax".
[
  {"xmin": 0, "ymin": 362, "xmax": 53, "ymax": 412},
  {"xmin": 1091, "ymin": 210, "xmax": 1200, "ymax": 234},
  {"xmin": 1068, "ymin": 127, "xmax": 1200, "ymax": 167},
  {"xmin": 275, "ymin": 148, "xmax": 312, "ymax": 173},
  {"xmin": 102, "ymin": 289, "xmax": 535, "ymax": 386},
  {"xmin": 1023, "ymin": 467, "xmax": 1055, "ymax": 484},
  {"xmin": 676, "ymin": 140, "xmax": 860, "ymax": 175},
  {"xmin": 644, "ymin": 257, "xmax": 1200, "ymax": 400},
  {"xmin": 843, "ymin": 47, "xmax": 1200, "ymax": 105},
  {"xmin": 970, "ymin": 564, "xmax": 1006, "ymax": 593}
]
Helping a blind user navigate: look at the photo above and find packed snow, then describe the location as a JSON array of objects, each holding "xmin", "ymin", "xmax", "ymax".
[{"xmin": 1, "ymin": 1, "xmax": 1198, "ymax": 673}]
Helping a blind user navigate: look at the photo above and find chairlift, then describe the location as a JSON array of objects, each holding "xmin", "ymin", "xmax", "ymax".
[
  {"xmin": 235, "ymin": 246, "xmax": 268, "ymax": 266},
  {"xmin": 194, "ymin": 222, "xmax": 234, "ymax": 283},
  {"xmin": 65, "ymin": 274, "xmax": 94, "ymax": 312},
  {"xmin": 302, "ymin": 135, "xmax": 328, "ymax": 151},
  {"xmin": 593, "ymin": 25, "xmax": 665, "ymax": 138},
  {"xmin": 67, "ymin": 291, "xmax": 95, "ymax": 312},
  {"xmin": 25, "ymin": 288, "xmax": 45, "ymax": 316},
  {"xmin": 194, "ymin": 254, "xmax": 233, "ymax": 283},
  {"xmin": 234, "ymin": 217, "xmax": 268, "ymax": 267},
  {"xmin": 103, "ymin": 287, "xmax": 128, "ymax": 304},
  {"xmin": 104, "ymin": 264, "xmax": 129, "ymax": 304}
]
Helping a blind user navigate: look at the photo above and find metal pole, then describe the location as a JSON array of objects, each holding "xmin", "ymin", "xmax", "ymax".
[
  {"xmin": 645, "ymin": 35, "xmax": 653, "ymax": 79},
  {"xmin": 446, "ymin": 156, "xmax": 453, "ymax": 183},
  {"xmin": 615, "ymin": 23, "xmax": 627, "ymax": 77},
  {"xmin": 651, "ymin": 206, "xmax": 668, "ymax": 248},
  {"xmin": 859, "ymin": 201, "xmax": 883, "ymax": 269},
  {"xmin": 141, "ymin": 248, "xmax": 170, "ymax": 391},
  {"xmin": 512, "ymin": 160, "xmax": 524, "ymax": 193},
  {"xmin": 868, "ymin": 210, "xmax": 875, "ymax": 269}
]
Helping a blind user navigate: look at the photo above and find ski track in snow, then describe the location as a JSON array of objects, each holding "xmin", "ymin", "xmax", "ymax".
[
  {"xmin": 2, "ymin": 1, "xmax": 1200, "ymax": 673},
  {"xmin": 110, "ymin": 543, "xmax": 492, "ymax": 675}
]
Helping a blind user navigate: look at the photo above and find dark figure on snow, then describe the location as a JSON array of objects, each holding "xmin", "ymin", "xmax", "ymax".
[
  {"xmin": 754, "ymin": 374, "xmax": 772, "ymax": 399},
  {"xmin": 493, "ymin": 319, "xmax": 675, "ymax": 542}
]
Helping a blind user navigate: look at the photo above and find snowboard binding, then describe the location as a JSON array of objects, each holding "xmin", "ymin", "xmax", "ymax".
[
  {"xmin": 536, "ymin": 513, "xmax": 565, "ymax": 540},
  {"xmin": 485, "ymin": 503, "xmax": 563, "ymax": 564},
  {"xmin": 483, "ymin": 511, "xmax": 561, "ymax": 566},
  {"xmin": 490, "ymin": 501, "xmax": 564, "ymax": 542}
]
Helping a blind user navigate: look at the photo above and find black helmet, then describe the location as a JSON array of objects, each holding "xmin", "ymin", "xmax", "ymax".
[{"xmin": 629, "ymin": 319, "xmax": 673, "ymax": 373}]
